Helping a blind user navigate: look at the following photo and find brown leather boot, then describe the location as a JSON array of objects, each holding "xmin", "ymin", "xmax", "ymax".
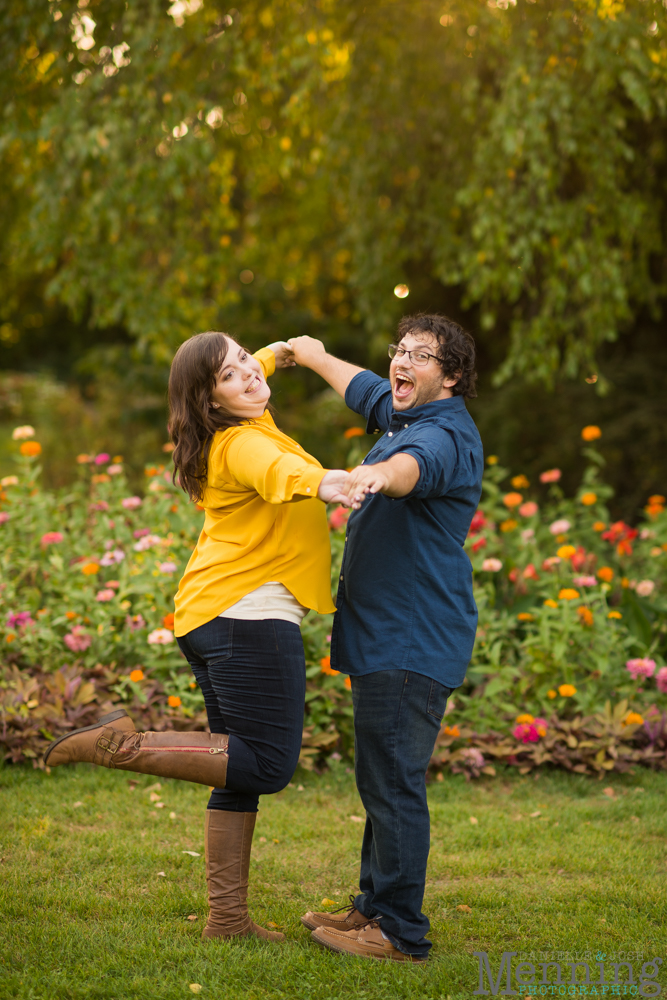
[
  {"xmin": 43, "ymin": 720, "xmax": 229, "ymax": 787},
  {"xmin": 202, "ymin": 809, "xmax": 285, "ymax": 943},
  {"xmin": 301, "ymin": 895, "xmax": 370, "ymax": 932},
  {"xmin": 99, "ymin": 709, "xmax": 135, "ymax": 732}
]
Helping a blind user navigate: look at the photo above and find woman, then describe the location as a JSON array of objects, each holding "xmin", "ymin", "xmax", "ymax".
[{"xmin": 45, "ymin": 332, "xmax": 349, "ymax": 943}]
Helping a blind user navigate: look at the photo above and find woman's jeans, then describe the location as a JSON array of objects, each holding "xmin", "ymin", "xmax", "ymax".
[
  {"xmin": 350, "ymin": 670, "xmax": 452, "ymax": 959},
  {"xmin": 176, "ymin": 617, "xmax": 305, "ymax": 812}
]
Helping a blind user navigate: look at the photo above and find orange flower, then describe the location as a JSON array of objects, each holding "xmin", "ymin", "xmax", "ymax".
[
  {"xmin": 503, "ymin": 492, "xmax": 523, "ymax": 508},
  {"xmin": 581, "ymin": 425, "xmax": 601, "ymax": 442},
  {"xmin": 113, "ymin": 455, "xmax": 123, "ymax": 463},
  {"xmin": 645, "ymin": 503, "xmax": 664, "ymax": 517},
  {"xmin": 65, "ymin": 611, "xmax": 77, "ymax": 620},
  {"xmin": 597, "ymin": 566, "xmax": 614, "ymax": 582},
  {"xmin": 557, "ymin": 545, "xmax": 576, "ymax": 559},
  {"xmin": 76, "ymin": 454, "xmax": 92, "ymax": 464},
  {"xmin": 91, "ymin": 474, "xmax": 111, "ymax": 484},
  {"xmin": 170, "ymin": 504, "xmax": 179, "ymax": 513},
  {"xmin": 558, "ymin": 588, "xmax": 580, "ymax": 600},
  {"xmin": 580, "ymin": 492, "xmax": 597, "ymax": 506},
  {"xmin": 544, "ymin": 599, "xmax": 559, "ymax": 608},
  {"xmin": 130, "ymin": 669, "xmax": 145, "ymax": 683},
  {"xmin": 593, "ymin": 521, "xmax": 606, "ymax": 531},
  {"xmin": 5, "ymin": 632, "xmax": 16, "ymax": 643},
  {"xmin": 623, "ymin": 711, "xmax": 644, "ymax": 727},
  {"xmin": 516, "ymin": 713, "xmax": 534, "ymax": 724},
  {"xmin": 320, "ymin": 656, "xmax": 340, "ymax": 676},
  {"xmin": 168, "ymin": 695, "xmax": 182, "ymax": 708},
  {"xmin": 162, "ymin": 613, "xmax": 175, "ymax": 630},
  {"xmin": 162, "ymin": 442, "xmax": 175, "ymax": 453},
  {"xmin": 607, "ymin": 611, "xmax": 622, "ymax": 620},
  {"xmin": 558, "ymin": 684, "xmax": 576, "ymax": 697},
  {"xmin": 500, "ymin": 519, "xmax": 518, "ymax": 532},
  {"xmin": 621, "ymin": 576, "xmax": 630, "ymax": 588},
  {"xmin": 19, "ymin": 441, "xmax": 42, "ymax": 457},
  {"xmin": 517, "ymin": 612, "xmax": 534, "ymax": 622},
  {"xmin": 81, "ymin": 562, "xmax": 100, "ymax": 575},
  {"xmin": 344, "ymin": 677, "xmax": 351, "ymax": 690},
  {"xmin": 577, "ymin": 606, "xmax": 594, "ymax": 627},
  {"xmin": 547, "ymin": 689, "xmax": 557, "ymax": 699},
  {"xmin": 511, "ymin": 475, "xmax": 530, "ymax": 489},
  {"xmin": 443, "ymin": 724, "xmax": 460, "ymax": 737},
  {"xmin": 344, "ymin": 427, "xmax": 365, "ymax": 439}
]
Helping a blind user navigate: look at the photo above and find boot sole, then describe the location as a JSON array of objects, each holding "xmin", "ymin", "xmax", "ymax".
[
  {"xmin": 43, "ymin": 710, "xmax": 130, "ymax": 766},
  {"xmin": 311, "ymin": 929, "xmax": 427, "ymax": 963}
]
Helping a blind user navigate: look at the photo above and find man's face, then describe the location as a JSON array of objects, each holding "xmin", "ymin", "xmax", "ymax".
[{"xmin": 390, "ymin": 332, "xmax": 459, "ymax": 410}]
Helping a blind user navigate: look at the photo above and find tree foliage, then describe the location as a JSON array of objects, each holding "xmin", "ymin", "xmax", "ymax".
[{"xmin": 1, "ymin": 0, "xmax": 666, "ymax": 380}]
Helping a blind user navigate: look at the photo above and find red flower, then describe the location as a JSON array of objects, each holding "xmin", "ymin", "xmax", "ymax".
[{"xmin": 468, "ymin": 510, "xmax": 487, "ymax": 536}]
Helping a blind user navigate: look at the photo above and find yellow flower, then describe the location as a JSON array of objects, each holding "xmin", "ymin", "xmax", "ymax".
[
  {"xmin": 580, "ymin": 492, "xmax": 597, "ymax": 506},
  {"xmin": 623, "ymin": 711, "xmax": 644, "ymax": 727},
  {"xmin": 516, "ymin": 713, "xmax": 534, "ymax": 724},
  {"xmin": 607, "ymin": 611, "xmax": 622, "ymax": 620},
  {"xmin": 81, "ymin": 562, "xmax": 100, "ymax": 576},
  {"xmin": 486, "ymin": 455, "xmax": 498, "ymax": 465},
  {"xmin": 581, "ymin": 425, "xmax": 602, "ymax": 442},
  {"xmin": 517, "ymin": 612, "xmax": 534, "ymax": 622},
  {"xmin": 558, "ymin": 684, "xmax": 576, "ymax": 697},
  {"xmin": 558, "ymin": 588, "xmax": 580, "ymax": 600},
  {"xmin": 511, "ymin": 475, "xmax": 530, "ymax": 489},
  {"xmin": 543, "ymin": 599, "xmax": 559, "ymax": 608},
  {"xmin": 500, "ymin": 518, "xmax": 518, "ymax": 532},
  {"xmin": 593, "ymin": 521, "xmax": 606, "ymax": 531},
  {"xmin": 557, "ymin": 545, "xmax": 576, "ymax": 559},
  {"xmin": 547, "ymin": 689, "xmax": 557, "ymax": 699}
]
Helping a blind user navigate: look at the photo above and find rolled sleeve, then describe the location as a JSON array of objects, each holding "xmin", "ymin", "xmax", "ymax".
[
  {"xmin": 395, "ymin": 428, "xmax": 458, "ymax": 500},
  {"xmin": 225, "ymin": 431, "xmax": 325, "ymax": 503},
  {"xmin": 253, "ymin": 347, "xmax": 276, "ymax": 378},
  {"xmin": 344, "ymin": 371, "xmax": 393, "ymax": 434}
]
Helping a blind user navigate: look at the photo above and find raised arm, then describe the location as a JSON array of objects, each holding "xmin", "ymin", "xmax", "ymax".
[{"xmin": 287, "ymin": 336, "xmax": 365, "ymax": 399}]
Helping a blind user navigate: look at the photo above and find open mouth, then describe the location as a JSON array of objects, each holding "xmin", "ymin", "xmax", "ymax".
[
  {"xmin": 393, "ymin": 371, "xmax": 414, "ymax": 401},
  {"xmin": 245, "ymin": 375, "xmax": 262, "ymax": 394}
]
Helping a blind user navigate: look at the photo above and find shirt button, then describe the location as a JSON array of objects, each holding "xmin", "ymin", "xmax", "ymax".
[
  {"xmin": 404, "ymin": 424, "xmax": 408, "ymax": 429},
  {"xmin": 306, "ymin": 487, "xmax": 311, "ymax": 492},
  {"xmin": 340, "ymin": 574, "xmax": 344, "ymax": 581},
  {"xmin": 388, "ymin": 432, "xmax": 393, "ymax": 437}
]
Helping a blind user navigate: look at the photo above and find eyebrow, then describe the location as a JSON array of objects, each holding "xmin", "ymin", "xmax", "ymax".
[{"xmin": 219, "ymin": 345, "xmax": 247, "ymax": 375}]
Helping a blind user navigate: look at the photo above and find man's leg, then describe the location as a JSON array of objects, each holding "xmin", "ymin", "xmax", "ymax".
[{"xmin": 351, "ymin": 670, "xmax": 451, "ymax": 957}]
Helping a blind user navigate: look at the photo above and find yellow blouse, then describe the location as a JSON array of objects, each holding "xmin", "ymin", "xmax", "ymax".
[{"xmin": 173, "ymin": 348, "xmax": 336, "ymax": 637}]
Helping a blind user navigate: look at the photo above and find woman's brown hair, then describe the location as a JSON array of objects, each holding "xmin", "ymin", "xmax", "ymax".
[{"xmin": 168, "ymin": 331, "xmax": 247, "ymax": 502}]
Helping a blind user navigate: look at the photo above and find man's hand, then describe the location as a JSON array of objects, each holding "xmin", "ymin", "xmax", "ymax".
[
  {"xmin": 286, "ymin": 336, "xmax": 326, "ymax": 369},
  {"xmin": 344, "ymin": 454, "xmax": 420, "ymax": 507},
  {"xmin": 265, "ymin": 341, "xmax": 296, "ymax": 369},
  {"xmin": 317, "ymin": 470, "xmax": 353, "ymax": 507}
]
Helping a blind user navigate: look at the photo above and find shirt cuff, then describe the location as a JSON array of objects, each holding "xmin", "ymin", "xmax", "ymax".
[
  {"xmin": 294, "ymin": 466, "xmax": 327, "ymax": 500},
  {"xmin": 254, "ymin": 347, "xmax": 276, "ymax": 378}
]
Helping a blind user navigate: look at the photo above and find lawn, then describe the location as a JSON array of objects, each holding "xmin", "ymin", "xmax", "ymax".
[{"xmin": 1, "ymin": 763, "xmax": 666, "ymax": 1000}]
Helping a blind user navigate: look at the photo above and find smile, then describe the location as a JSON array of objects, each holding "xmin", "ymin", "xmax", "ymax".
[
  {"xmin": 245, "ymin": 375, "xmax": 262, "ymax": 394},
  {"xmin": 393, "ymin": 372, "xmax": 414, "ymax": 399}
]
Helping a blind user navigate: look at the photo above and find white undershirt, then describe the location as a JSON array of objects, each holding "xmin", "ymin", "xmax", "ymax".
[{"xmin": 218, "ymin": 581, "xmax": 308, "ymax": 626}]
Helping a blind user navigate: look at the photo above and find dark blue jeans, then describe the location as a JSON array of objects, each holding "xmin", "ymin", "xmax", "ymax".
[
  {"xmin": 176, "ymin": 617, "xmax": 305, "ymax": 812},
  {"xmin": 350, "ymin": 670, "xmax": 452, "ymax": 958}
]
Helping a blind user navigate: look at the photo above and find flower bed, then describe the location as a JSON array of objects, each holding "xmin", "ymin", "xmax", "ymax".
[{"xmin": 1, "ymin": 424, "xmax": 666, "ymax": 776}]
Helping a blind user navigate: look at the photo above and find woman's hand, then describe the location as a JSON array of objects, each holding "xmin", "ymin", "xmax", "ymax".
[
  {"xmin": 286, "ymin": 336, "xmax": 326, "ymax": 368},
  {"xmin": 344, "ymin": 454, "xmax": 420, "ymax": 507},
  {"xmin": 265, "ymin": 341, "xmax": 296, "ymax": 368},
  {"xmin": 317, "ymin": 470, "xmax": 353, "ymax": 506}
]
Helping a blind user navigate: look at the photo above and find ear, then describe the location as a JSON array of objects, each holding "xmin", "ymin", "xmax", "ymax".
[
  {"xmin": 211, "ymin": 402, "xmax": 220, "ymax": 409},
  {"xmin": 442, "ymin": 372, "xmax": 461, "ymax": 390}
]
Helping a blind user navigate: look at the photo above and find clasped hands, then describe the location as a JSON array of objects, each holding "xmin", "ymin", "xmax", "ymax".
[{"xmin": 318, "ymin": 465, "xmax": 391, "ymax": 510}]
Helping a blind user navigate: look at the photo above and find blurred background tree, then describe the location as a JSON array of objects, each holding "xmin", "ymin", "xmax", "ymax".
[{"xmin": 0, "ymin": 0, "xmax": 665, "ymax": 513}]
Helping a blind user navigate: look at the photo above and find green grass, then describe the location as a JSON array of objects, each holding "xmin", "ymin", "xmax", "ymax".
[{"xmin": 1, "ymin": 763, "xmax": 666, "ymax": 1000}]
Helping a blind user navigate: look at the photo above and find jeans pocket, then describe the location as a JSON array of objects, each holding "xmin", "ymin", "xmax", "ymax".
[{"xmin": 427, "ymin": 679, "xmax": 451, "ymax": 721}]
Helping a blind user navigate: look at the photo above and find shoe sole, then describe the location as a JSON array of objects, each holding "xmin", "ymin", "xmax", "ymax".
[
  {"xmin": 300, "ymin": 915, "xmax": 320, "ymax": 931},
  {"xmin": 311, "ymin": 930, "xmax": 427, "ymax": 963},
  {"xmin": 43, "ymin": 710, "xmax": 130, "ymax": 766}
]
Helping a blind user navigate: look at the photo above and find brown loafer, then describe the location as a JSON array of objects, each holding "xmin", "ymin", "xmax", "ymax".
[
  {"xmin": 301, "ymin": 894, "xmax": 370, "ymax": 932},
  {"xmin": 311, "ymin": 921, "xmax": 427, "ymax": 963}
]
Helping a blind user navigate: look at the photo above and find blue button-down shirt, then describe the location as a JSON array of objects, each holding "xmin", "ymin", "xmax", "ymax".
[{"xmin": 330, "ymin": 371, "xmax": 484, "ymax": 689}]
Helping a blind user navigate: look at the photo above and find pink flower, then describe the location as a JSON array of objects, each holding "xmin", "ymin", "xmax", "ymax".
[
  {"xmin": 133, "ymin": 534, "xmax": 162, "ymax": 552},
  {"xmin": 542, "ymin": 556, "xmax": 561, "ymax": 570},
  {"xmin": 0, "ymin": 512, "xmax": 9, "ymax": 524},
  {"xmin": 64, "ymin": 626, "xmax": 92, "ymax": 652},
  {"xmin": 147, "ymin": 628, "xmax": 175, "ymax": 645},
  {"xmin": 540, "ymin": 469, "xmax": 562, "ymax": 483},
  {"xmin": 519, "ymin": 502, "xmax": 538, "ymax": 517},
  {"xmin": 95, "ymin": 589, "xmax": 115, "ymax": 602},
  {"xmin": 94, "ymin": 453, "xmax": 111, "ymax": 465},
  {"xmin": 158, "ymin": 561, "xmax": 178, "ymax": 574},
  {"xmin": 41, "ymin": 531, "xmax": 64, "ymax": 546},
  {"xmin": 89, "ymin": 501, "xmax": 109, "ymax": 512},
  {"xmin": 133, "ymin": 528, "xmax": 150, "ymax": 539},
  {"xmin": 513, "ymin": 717, "xmax": 547, "ymax": 743},
  {"xmin": 7, "ymin": 611, "xmax": 34, "ymax": 629},
  {"xmin": 481, "ymin": 558, "xmax": 502, "ymax": 572},
  {"xmin": 328, "ymin": 506, "xmax": 349, "ymax": 531},
  {"xmin": 460, "ymin": 747, "xmax": 485, "ymax": 768},
  {"xmin": 573, "ymin": 575, "xmax": 597, "ymax": 587},
  {"xmin": 107, "ymin": 464, "xmax": 123, "ymax": 475},
  {"xmin": 656, "ymin": 667, "xmax": 667, "ymax": 694},
  {"xmin": 626, "ymin": 657, "xmax": 656, "ymax": 680},
  {"xmin": 100, "ymin": 549, "xmax": 125, "ymax": 566},
  {"xmin": 122, "ymin": 497, "xmax": 142, "ymax": 510},
  {"xmin": 521, "ymin": 528, "xmax": 535, "ymax": 541},
  {"xmin": 125, "ymin": 614, "xmax": 146, "ymax": 632},
  {"xmin": 636, "ymin": 580, "xmax": 655, "ymax": 597},
  {"xmin": 549, "ymin": 519, "xmax": 571, "ymax": 535}
]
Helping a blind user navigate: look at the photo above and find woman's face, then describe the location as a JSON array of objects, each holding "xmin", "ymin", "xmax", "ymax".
[{"xmin": 210, "ymin": 337, "xmax": 271, "ymax": 418}]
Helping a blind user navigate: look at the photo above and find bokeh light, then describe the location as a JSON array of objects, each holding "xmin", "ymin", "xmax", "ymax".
[{"xmin": 394, "ymin": 284, "xmax": 409, "ymax": 299}]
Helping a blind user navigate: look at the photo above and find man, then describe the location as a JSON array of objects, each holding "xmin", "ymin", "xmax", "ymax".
[{"xmin": 288, "ymin": 313, "xmax": 483, "ymax": 964}]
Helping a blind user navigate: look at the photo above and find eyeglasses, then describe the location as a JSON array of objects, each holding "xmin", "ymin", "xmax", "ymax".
[{"xmin": 388, "ymin": 344, "xmax": 441, "ymax": 367}]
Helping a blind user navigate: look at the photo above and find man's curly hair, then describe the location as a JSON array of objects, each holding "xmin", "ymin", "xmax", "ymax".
[{"xmin": 394, "ymin": 313, "xmax": 478, "ymax": 399}]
